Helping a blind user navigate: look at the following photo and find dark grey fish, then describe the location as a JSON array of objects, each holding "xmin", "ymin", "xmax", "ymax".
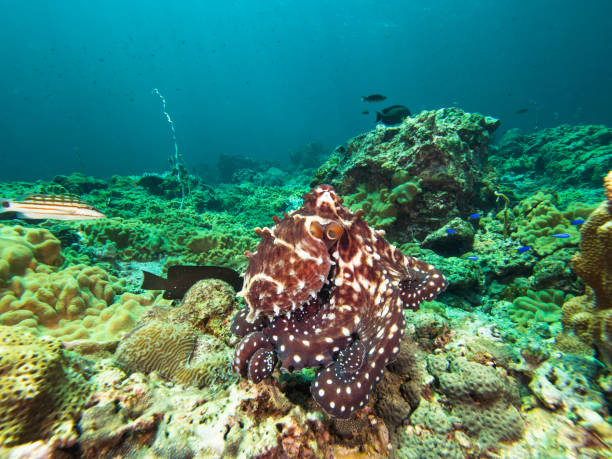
[
  {"xmin": 515, "ymin": 108, "xmax": 528, "ymax": 114},
  {"xmin": 376, "ymin": 105, "xmax": 411, "ymax": 125},
  {"xmin": 362, "ymin": 110, "xmax": 370, "ymax": 115},
  {"xmin": 141, "ymin": 265, "xmax": 243, "ymax": 299},
  {"xmin": 361, "ymin": 94, "xmax": 387, "ymax": 102}
]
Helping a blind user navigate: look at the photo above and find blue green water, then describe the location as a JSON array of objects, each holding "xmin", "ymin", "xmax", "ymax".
[{"xmin": 1, "ymin": 0, "xmax": 611, "ymax": 181}]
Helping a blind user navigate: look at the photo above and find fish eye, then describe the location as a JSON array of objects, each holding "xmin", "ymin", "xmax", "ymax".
[
  {"xmin": 326, "ymin": 223, "xmax": 344, "ymax": 240},
  {"xmin": 309, "ymin": 221, "xmax": 324, "ymax": 239}
]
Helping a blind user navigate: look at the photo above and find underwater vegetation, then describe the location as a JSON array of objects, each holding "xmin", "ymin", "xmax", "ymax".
[{"xmin": 0, "ymin": 107, "xmax": 611, "ymax": 457}]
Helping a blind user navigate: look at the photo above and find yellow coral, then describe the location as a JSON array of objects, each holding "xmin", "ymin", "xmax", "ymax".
[
  {"xmin": 0, "ymin": 225, "xmax": 62, "ymax": 268},
  {"xmin": 0, "ymin": 260, "xmax": 161, "ymax": 341},
  {"xmin": 572, "ymin": 201, "xmax": 612, "ymax": 311},
  {"xmin": 561, "ymin": 295, "xmax": 594, "ymax": 345},
  {"xmin": 0, "ymin": 326, "xmax": 91, "ymax": 445},
  {"xmin": 569, "ymin": 171, "xmax": 612, "ymax": 366}
]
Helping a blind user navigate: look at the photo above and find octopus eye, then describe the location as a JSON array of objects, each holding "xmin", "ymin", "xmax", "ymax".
[
  {"xmin": 326, "ymin": 223, "xmax": 344, "ymax": 240},
  {"xmin": 309, "ymin": 221, "xmax": 324, "ymax": 239}
]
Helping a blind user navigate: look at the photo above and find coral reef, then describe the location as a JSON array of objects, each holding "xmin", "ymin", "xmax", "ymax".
[
  {"xmin": 75, "ymin": 367, "xmax": 390, "ymax": 458},
  {"xmin": 504, "ymin": 191, "xmax": 589, "ymax": 256},
  {"xmin": 490, "ymin": 125, "xmax": 612, "ymax": 196},
  {"xmin": 570, "ymin": 172, "xmax": 612, "ymax": 366},
  {"xmin": 116, "ymin": 279, "xmax": 237, "ymax": 389},
  {"xmin": 371, "ymin": 338, "xmax": 424, "ymax": 433},
  {"xmin": 1, "ymin": 117, "xmax": 612, "ymax": 457},
  {"xmin": 0, "ymin": 326, "xmax": 92, "ymax": 446},
  {"xmin": 428, "ymin": 355, "xmax": 524, "ymax": 448},
  {"xmin": 0, "ymin": 264, "xmax": 156, "ymax": 341},
  {"xmin": 0, "ymin": 224, "xmax": 159, "ymax": 341},
  {"xmin": 508, "ymin": 288, "xmax": 564, "ymax": 337},
  {"xmin": 313, "ymin": 108, "xmax": 500, "ymax": 242},
  {"xmin": 0, "ymin": 225, "xmax": 62, "ymax": 276},
  {"xmin": 421, "ymin": 217, "xmax": 475, "ymax": 256}
]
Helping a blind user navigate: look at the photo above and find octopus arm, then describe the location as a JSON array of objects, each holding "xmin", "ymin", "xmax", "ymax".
[
  {"xmin": 233, "ymin": 331, "xmax": 274, "ymax": 379},
  {"xmin": 311, "ymin": 300, "xmax": 405, "ymax": 418},
  {"xmin": 399, "ymin": 256, "xmax": 448, "ymax": 310},
  {"xmin": 231, "ymin": 307, "xmax": 268, "ymax": 338}
]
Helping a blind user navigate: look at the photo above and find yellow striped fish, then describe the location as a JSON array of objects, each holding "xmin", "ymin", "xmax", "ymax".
[{"xmin": 0, "ymin": 195, "xmax": 105, "ymax": 220}]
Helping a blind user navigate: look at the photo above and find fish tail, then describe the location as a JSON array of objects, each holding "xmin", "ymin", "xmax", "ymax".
[
  {"xmin": 361, "ymin": 96, "xmax": 366, "ymax": 101},
  {"xmin": 141, "ymin": 271, "xmax": 167, "ymax": 290},
  {"xmin": 376, "ymin": 112, "xmax": 382, "ymax": 122}
]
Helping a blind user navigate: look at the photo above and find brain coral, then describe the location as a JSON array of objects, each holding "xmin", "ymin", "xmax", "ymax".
[
  {"xmin": 0, "ymin": 326, "xmax": 91, "ymax": 446},
  {"xmin": 115, "ymin": 279, "xmax": 237, "ymax": 389}
]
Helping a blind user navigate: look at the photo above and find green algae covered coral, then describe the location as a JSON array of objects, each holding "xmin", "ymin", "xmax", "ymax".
[
  {"xmin": 504, "ymin": 192, "xmax": 593, "ymax": 256},
  {"xmin": 343, "ymin": 172, "xmax": 422, "ymax": 229},
  {"xmin": 428, "ymin": 355, "xmax": 524, "ymax": 449},
  {"xmin": 508, "ymin": 289, "xmax": 565, "ymax": 331},
  {"xmin": 0, "ymin": 326, "xmax": 92, "ymax": 446},
  {"xmin": 314, "ymin": 108, "xmax": 500, "ymax": 242}
]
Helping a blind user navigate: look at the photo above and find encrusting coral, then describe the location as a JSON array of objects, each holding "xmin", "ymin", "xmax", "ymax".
[
  {"xmin": 570, "ymin": 170, "xmax": 612, "ymax": 366},
  {"xmin": 427, "ymin": 355, "xmax": 524, "ymax": 448},
  {"xmin": 0, "ymin": 326, "xmax": 92, "ymax": 446}
]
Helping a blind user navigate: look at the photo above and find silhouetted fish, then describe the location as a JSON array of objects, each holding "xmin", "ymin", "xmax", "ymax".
[
  {"xmin": 0, "ymin": 195, "xmax": 105, "ymax": 220},
  {"xmin": 376, "ymin": 105, "xmax": 411, "ymax": 125},
  {"xmin": 141, "ymin": 265, "xmax": 243, "ymax": 299},
  {"xmin": 362, "ymin": 110, "xmax": 370, "ymax": 115},
  {"xmin": 515, "ymin": 108, "xmax": 528, "ymax": 114},
  {"xmin": 361, "ymin": 94, "xmax": 387, "ymax": 102}
]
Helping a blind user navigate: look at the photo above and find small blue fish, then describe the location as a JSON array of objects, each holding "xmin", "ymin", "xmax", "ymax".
[
  {"xmin": 468, "ymin": 213, "xmax": 481, "ymax": 219},
  {"xmin": 517, "ymin": 246, "xmax": 531, "ymax": 253},
  {"xmin": 445, "ymin": 229, "xmax": 456, "ymax": 234},
  {"xmin": 552, "ymin": 233, "xmax": 571, "ymax": 238},
  {"xmin": 570, "ymin": 218, "xmax": 585, "ymax": 225},
  {"xmin": 466, "ymin": 256, "xmax": 479, "ymax": 260}
]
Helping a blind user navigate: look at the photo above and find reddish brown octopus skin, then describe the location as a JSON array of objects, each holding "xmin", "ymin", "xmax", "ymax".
[{"xmin": 231, "ymin": 185, "xmax": 447, "ymax": 418}]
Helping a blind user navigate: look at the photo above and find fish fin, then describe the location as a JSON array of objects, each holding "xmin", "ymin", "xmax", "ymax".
[
  {"xmin": 376, "ymin": 112, "xmax": 382, "ymax": 122},
  {"xmin": 141, "ymin": 271, "xmax": 167, "ymax": 290}
]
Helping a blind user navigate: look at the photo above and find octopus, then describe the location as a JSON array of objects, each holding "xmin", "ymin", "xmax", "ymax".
[{"xmin": 231, "ymin": 185, "xmax": 447, "ymax": 418}]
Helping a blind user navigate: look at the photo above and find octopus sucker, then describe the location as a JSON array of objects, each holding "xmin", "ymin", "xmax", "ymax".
[{"xmin": 231, "ymin": 185, "xmax": 447, "ymax": 418}]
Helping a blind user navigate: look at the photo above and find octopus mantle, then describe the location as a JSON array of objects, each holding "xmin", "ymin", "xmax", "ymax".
[{"xmin": 231, "ymin": 185, "xmax": 447, "ymax": 418}]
